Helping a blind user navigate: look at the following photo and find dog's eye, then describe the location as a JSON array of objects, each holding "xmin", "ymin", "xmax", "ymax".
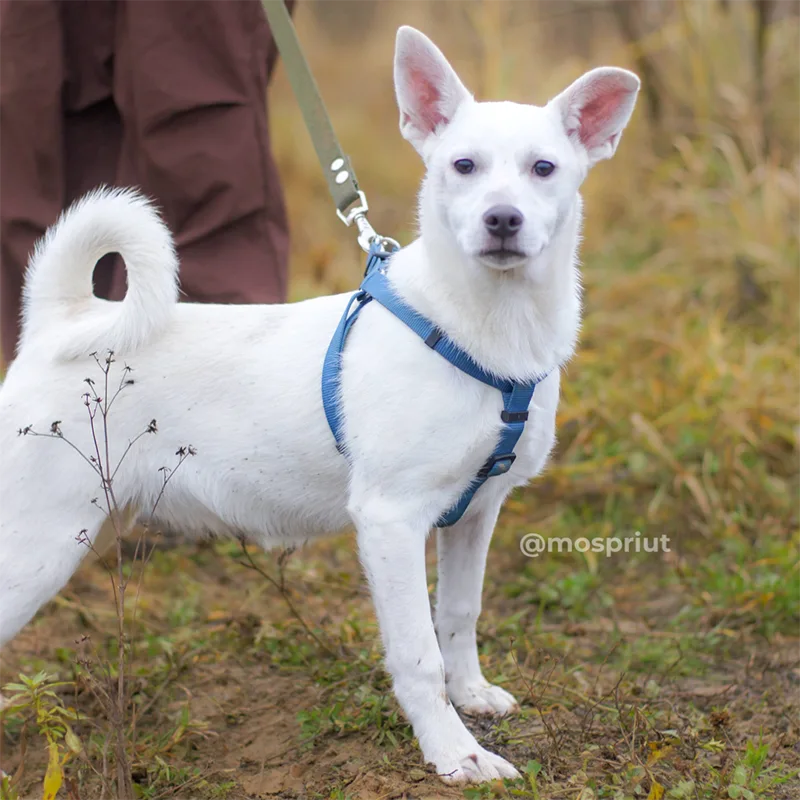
[
  {"xmin": 453, "ymin": 158, "xmax": 475, "ymax": 175},
  {"xmin": 533, "ymin": 160, "xmax": 556, "ymax": 177}
]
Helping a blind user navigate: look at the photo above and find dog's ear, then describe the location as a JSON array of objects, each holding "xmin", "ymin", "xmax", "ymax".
[
  {"xmin": 549, "ymin": 68, "xmax": 640, "ymax": 166},
  {"xmin": 394, "ymin": 26, "xmax": 472, "ymax": 156}
]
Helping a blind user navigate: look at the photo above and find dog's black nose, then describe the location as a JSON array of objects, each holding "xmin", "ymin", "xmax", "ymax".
[{"xmin": 483, "ymin": 205, "xmax": 524, "ymax": 239}]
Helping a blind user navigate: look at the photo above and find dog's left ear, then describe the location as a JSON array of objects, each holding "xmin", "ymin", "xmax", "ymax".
[
  {"xmin": 549, "ymin": 68, "xmax": 640, "ymax": 166},
  {"xmin": 394, "ymin": 26, "xmax": 473, "ymax": 156}
]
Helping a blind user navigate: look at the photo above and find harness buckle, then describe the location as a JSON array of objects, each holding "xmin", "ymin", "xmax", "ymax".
[
  {"xmin": 501, "ymin": 409, "xmax": 529, "ymax": 423},
  {"xmin": 477, "ymin": 452, "xmax": 516, "ymax": 479}
]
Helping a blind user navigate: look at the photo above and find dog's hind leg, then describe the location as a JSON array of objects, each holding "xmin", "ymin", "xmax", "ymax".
[
  {"xmin": 435, "ymin": 499, "xmax": 519, "ymax": 716},
  {"xmin": 0, "ymin": 498, "xmax": 114, "ymax": 648}
]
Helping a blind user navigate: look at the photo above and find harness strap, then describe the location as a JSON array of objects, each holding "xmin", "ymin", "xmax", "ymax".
[
  {"xmin": 322, "ymin": 289, "xmax": 372, "ymax": 450},
  {"xmin": 360, "ymin": 270, "xmax": 515, "ymax": 393},
  {"xmin": 322, "ymin": 243, "xmax": 547, "ymax": 527}
]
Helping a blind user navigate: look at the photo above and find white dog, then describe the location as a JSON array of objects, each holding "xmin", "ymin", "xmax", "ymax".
[{"xmin": 0, "ymin": 27, "xmax": 638, "ymax": 784}]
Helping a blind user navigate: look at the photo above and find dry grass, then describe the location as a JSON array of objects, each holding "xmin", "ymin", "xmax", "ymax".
[{"xmin": 273, "ymin": 0, "xmax": 799, "ymax": 548}]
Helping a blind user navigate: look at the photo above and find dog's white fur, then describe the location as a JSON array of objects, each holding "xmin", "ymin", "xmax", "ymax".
[{"xmin": 0, "ymin": 28, "xmax": 638, "ymax": 784}]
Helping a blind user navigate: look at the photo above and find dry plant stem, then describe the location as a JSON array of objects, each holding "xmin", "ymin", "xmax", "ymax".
[
  {"xmin": 577, "ymin": 642, "xmax": 621, "ymax": 745},
  {"xmin": 510, "ymin": 645, "xmax": 564, "ymax": 758},
  {"xmin": 18, "ymin": 355, "xmax": 134, "ymax": 797},
  {"xmin": 18, "ymin": 351, "xmax": 195, "ymax": 797},
  {"xmin": 86, "ymin": 352, "xmax": 133, "ymax": 800},
  {"xmin": 235, "ymin": 543, "xmax": 340, "ymax": 659},
  {"xmin": 753, "ymin": 0, "xmax": 773, "ymax": 155}
]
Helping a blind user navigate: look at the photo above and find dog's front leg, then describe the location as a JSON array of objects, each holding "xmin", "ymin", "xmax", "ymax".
[
  {"xmin": 436, "ymin": 501, "xmax": 519, "ymax": 716},
  {"xmin": 353, "ymin": 501, "xmax": 519, "ymax": 784}
]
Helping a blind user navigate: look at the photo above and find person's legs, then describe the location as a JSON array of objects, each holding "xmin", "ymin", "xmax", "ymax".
[
  {"xmin": 63, "ymin": 101, "xmax": 124, "ymax": 302},
  {"xmin": 61, "ymin": 0, "xmax": 123, "ymax": 300},
  {"xmin": 0, "ymin": 0, "xmax": 65, "ymax": 364},
  {"xmin": 112, "ymin": 0, "xmax": 290, "ymax": 305},
  {"xmin": 0, "ymin": 0, "xmax": 122, "ymax": 364}
]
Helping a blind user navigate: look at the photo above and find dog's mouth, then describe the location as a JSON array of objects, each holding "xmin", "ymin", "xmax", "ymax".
[{"xmin": 478, "ymin": 248, "xmax": 528, "ymax": 268}]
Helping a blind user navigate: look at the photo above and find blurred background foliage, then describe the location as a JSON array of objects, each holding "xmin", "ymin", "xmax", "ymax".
[{"xmin": 270, "ymin": 0, "xmax": 798, "ymax": 551}]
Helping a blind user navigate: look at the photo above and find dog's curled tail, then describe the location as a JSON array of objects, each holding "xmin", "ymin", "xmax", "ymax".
[{"xmin": 20, "ymin": 187, "xmax": 179, "ymax": 360}]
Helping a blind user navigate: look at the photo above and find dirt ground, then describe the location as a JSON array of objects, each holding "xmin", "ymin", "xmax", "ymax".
[{"xmin": 2, "ymin": 506, "xmax": 798, "ymax": 799}]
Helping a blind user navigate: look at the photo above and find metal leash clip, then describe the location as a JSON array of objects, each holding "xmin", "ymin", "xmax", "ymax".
[{"xmin": 337, "ymin": 189, "xmax": 400, "ymax": 255}]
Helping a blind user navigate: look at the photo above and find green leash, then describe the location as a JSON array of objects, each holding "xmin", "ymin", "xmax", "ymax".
[{"xmin": 261, "ymin": 0, "xmax": 397, "ymax": 253}]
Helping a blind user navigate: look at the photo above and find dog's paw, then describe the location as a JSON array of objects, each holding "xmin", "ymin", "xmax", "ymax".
[
  {"xmin": 448, "ymin": 679, "xmax": 519, "ymax": 716},
  {"xmin": 433, "ymin": 745, "xmax": 520, "ymax": 785}
]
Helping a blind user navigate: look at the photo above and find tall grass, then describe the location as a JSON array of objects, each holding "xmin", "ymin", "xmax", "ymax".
[{"xmin": 269, "ymin": 0, "xmax": 799, "ymax": 542}]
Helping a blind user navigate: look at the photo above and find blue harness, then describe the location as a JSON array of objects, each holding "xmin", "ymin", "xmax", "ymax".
[{"xmin": 321, "ymin": 242, "xmax": 547, "ymax": 527}]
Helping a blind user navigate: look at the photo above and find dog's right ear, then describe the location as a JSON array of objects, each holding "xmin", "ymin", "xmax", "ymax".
[{"xmin": 394, "ymin": 26, "xmax": 472, "ymax": 157}]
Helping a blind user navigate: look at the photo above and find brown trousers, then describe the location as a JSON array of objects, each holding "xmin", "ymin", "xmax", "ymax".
[{"xmin": 0, "ymin": 0, "xmax": 290, "ymax": 364}]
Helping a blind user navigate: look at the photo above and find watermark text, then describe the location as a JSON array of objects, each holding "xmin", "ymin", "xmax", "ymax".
[{"xmin": 520, "ymin": 531, "xmax": 670, "ymax": 559}]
